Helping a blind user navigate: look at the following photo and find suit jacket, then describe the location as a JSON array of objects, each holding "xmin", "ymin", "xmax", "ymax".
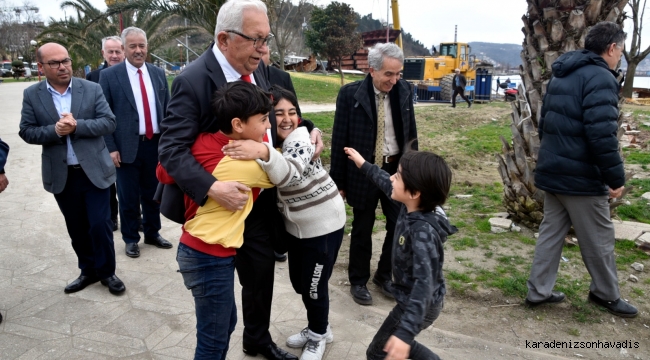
[
  {"xmin": 267, "ymin": 65, "xmax": 301, "ymax": 116},
  {"xmin": 99, "ymin": 61, "xmax": 170, "ymax": 164},
  {"xmin": 452, "ymin": 74, "xmax": 467, "ymax": 89},
  {"xmin": 330, "ymin": 75, "xmax": 417, "ymax": 210},
  {"xmin": 157, "ymin": 46, "xmax": 273, "ymax": 223},
  {"xmin": 0, "ymin": 137, "xmax": 8, "ymax": 173},
  {"xmin": 86, "ymin": 61, "xmax": 108, "ymax": 83},
  {"xmin": 18, "ymin": 77, "xmax": 117, "ymax": 194}
]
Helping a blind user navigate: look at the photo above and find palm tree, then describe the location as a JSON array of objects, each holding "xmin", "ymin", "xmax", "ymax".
[{"xmin": 496, "ymin": 0, "xmax": 628, "ymax": 229}]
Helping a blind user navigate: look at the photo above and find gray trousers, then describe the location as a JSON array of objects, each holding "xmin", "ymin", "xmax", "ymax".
[{"xmin": 526, "ymin": 192, "xmax": 620, "ymax": 302}]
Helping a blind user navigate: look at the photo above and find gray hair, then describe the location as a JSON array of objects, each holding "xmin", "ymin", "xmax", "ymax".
[
  {"xmin": 368, "ymin": 43, "xmax": 404, "ymax": 71},
  {"xmin": 121, "ymin": 27, "xmax": 148, "ymax": 46},
  {"xmin": 585, "ymin": 21, "xmax": 626, "ymax": 55},
  {"xmin": 214, "ymin": 0, "xmax": 268, "ymax": 38},
  {"xmin": 102, "ymin": 36, "xmax": 122, "ymax": 50}
]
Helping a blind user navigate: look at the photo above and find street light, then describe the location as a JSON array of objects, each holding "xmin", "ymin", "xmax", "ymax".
[{"xmin": 30, "ymin": 39, "xmax": 40, "ymax": 81}]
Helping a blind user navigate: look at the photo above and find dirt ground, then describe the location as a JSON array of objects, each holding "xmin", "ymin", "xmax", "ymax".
[{"xmin": 326, "ymin": 102, "xmax": 650, "ymax": 359}]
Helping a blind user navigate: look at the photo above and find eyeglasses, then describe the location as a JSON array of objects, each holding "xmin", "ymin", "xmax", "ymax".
[
  {"xmin": 225, "ymin": 30, "xmax": 274, "ymax": 49},
  {"xmin": 40, "ymin": 58, "xmax": 72, "ymax": 69}
]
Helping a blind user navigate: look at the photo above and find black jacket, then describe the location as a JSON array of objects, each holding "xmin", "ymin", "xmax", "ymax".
[
  {"xmin": 85, "ymin": 61, "xmax": 108, "ymax": 83},
  {"xmin": 452, "ymin": 73, "xmax": 467, "ymax": 89},
  {"xmin": 360, "ymin": 162, "xmax": 456, "ymax": 344},
  {"xmin": 330, "ymin": 75, "xmax": 417, "ymax": 209},
  {"xmin": 0, "ymin": 137, "xmax": 8, "ymax": 174},
  {"xmin": 535, "ymin": 50, "xmax": 625, "ymax": 195}
]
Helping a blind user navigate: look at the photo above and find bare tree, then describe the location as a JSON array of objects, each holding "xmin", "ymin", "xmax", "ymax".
[
  {"xmin": 264, "ymin": 0, "xmax": 311, "ymax": 70},
  {"xmin": 622, "ymin": 0, "xmax": 650, "ymax": 97},
  {"xmin": 0, "ymin": 1, "xmax": 41, "ymax": 60}
]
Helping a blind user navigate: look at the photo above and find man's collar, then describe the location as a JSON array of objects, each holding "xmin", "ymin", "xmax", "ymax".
[
  {"xmin": 45, "ymin": 79, "xmax": 72, "ymax": 95},
  {"xmin": 125, "ymin": 59, "xmax": 145, "ymax": 74},
  {"xmin": 212, "ymin": 43, "xmax": 243, "ymax": 79}
]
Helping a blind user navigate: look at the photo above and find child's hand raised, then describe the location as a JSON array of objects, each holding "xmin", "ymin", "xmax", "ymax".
[
  {"xmin": 344, "ymin": 147, "xmax": 366, "ymax": 168},
  {"xmin": 223, "ymin": 140, "xmax": 270, "ymax": 161}
]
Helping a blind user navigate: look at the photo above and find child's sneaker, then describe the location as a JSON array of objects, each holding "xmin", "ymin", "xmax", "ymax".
[
  {"xmin": 286, "ymin": 325, "xmax": 333, "ymax": 348},
  {"xmin": 300, "ymin": 330, "xmax": 327, "ymax": 360}
]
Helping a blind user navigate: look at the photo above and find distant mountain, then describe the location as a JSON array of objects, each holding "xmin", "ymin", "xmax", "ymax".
[{"xmin": 469, "ymin": 42, "xmax": 522, "ymax": 68}]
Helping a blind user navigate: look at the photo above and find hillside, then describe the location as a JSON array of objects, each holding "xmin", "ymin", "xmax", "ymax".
[
  {"xmin": 356, "ymin": 13, "xmax": 430, "ymax": 56},
  {"xmin": 469, "ymin": 42, "xmax": 522, "ymax": 68}
]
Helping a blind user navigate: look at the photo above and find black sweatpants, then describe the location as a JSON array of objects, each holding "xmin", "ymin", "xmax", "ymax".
[
  {"xmin": 451, "ymin": 86, "xmax": 471, "ymax": 106},
  {"xmin": 287, "ymin": 227, "xmax": 344, "ymax": 335}
]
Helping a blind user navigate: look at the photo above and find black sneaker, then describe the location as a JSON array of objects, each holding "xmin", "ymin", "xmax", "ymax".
[
  {"xmin": 525, "ymin": 291, "xmax": 565, "ymax": 307},
  {"xmin": 588, "ymin": 292, "xmax": 638, "ymax": 318}
]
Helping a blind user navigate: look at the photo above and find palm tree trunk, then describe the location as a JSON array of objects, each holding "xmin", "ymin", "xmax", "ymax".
[{"xmin": 496, "ymin": 0, "xmax": 628, "ymax": 229}]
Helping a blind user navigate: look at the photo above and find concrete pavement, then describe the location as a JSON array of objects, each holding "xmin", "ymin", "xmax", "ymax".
[{"xmin": 0, "ymin": 80, "xmax": 570, "ymax": 359}]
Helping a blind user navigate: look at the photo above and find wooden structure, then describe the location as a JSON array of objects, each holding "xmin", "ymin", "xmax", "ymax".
[{"xmin": 327, "ymin": 29, "xmax": 401, "ymax": 73}]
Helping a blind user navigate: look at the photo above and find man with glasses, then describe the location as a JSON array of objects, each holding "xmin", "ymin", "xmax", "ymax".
[
  {"xmin": 19, "ymin": 43, "xmax": 125, "ymax": 296},
  {"xmin": 158, "ymin": 1, "xmax": 321, "ymax": 359},
  {"xmin": 99, "ymin": 27, "xmax": 172, "ymax": 259},
  {"xmin": 526, "ymin": 22, "xmax": 638, "ymax": 318},
  {"xmin": 87, "ymin": 36, "xmax": 125, "ymax": 232}
]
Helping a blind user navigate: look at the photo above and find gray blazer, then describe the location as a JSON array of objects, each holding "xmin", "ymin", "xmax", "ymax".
[
  {"xmin": 99, "ymin": 62, "xmax": 170, "ymax": 164},
  {"xmin": 19, "ymin": 77, "xmax": 117, "ymax": 194}
]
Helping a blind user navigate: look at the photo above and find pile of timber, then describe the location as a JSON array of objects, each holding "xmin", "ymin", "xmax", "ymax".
[{"xmin": 327, "ymin": 29, "xmax": 401, "ymax": 73}]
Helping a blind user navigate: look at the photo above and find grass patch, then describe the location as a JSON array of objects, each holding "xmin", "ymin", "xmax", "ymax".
[
  {"xmin": 623, "ymin": 148, "xmax": 650, "ymax": 165},
  {"xmin": 289, "ymin": 72, "xmax": 364, "ymax": 104},
  {"xmin": 449, "ymin": 237, "xmax": 478, "ymax": 251},
  {"xmin": 457, "ymin": 121, "xmax": 513, "ymax": 156}
]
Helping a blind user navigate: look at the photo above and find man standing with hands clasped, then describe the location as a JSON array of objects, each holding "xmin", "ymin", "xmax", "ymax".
[{"xmin": 525, "ymin": 21, "xmax": 637, "ymax": 318}]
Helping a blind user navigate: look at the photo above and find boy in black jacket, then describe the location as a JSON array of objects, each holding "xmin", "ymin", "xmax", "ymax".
[{"xmin": 344, "ymin": 146, "xmax": 456, "ymax": 360}]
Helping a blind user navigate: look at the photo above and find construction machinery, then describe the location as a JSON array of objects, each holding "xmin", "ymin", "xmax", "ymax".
[{"xmin": 403, "ymin": 39, "xmax": 480, "ymax": 102}]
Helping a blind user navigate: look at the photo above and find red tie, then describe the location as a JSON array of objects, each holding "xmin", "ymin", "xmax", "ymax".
[
  {"xmin": 241, "ymin": 74, "xmax": 269, "ymax": 143},
  {"xmin": 138, "ymin": 69, "xmax": 153, "ymax": 140}
]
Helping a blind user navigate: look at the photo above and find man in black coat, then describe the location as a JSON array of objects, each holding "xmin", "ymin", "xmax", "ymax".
[
  {"xmin": 86, "ymin": 36, "xmax": 124, "ymax": 231},
  {"xmin": 157, "ymin": 0, "xmax": 320, "ymax": 358},
  {"xmin": 451, "ymin": 68, "xmax": 471, "ymax": 108},
  {"xmin": 330, "ymin": 43, "xmax": 417, "ymax": 306},
  {"xmin": 525, "ymin": 21, "xmax": 637, "ymax": 318}
]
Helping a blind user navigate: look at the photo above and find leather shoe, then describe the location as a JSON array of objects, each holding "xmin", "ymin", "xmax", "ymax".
[
  {"xmin": 525, "ymin": 291, "xmax": 565, "ymax": 307},
  {"xmin": 64, "ymin": 275, "xmax": 99, "ymax": 293},
  {"xmin": 125, "ymin": 243, "xmax": 140, "ymax": 258},
  {"xmin": 101, "ymin": 275, "xmax": 126, "ymax": 295},
  {"xmin": 274, "ymin": 251, "xmax": 287, "ymax": 262},
  {"xmin": 242, "ymin": 342, "xmax": 298, "ymax": 360},
  {"xmin": 588, "ymin": 292, "xmax": 638, "ymax": 318},
  {"xmin": 350, "ymin": 284, "xmax": 373, "ymax": 305},
  {"xmin": 144, "ymin": 235, "xmax": 173, "ymax": 249},
  {"xmin": 372, "ymin": 276, "xmax": 395, "ymax": 299}
]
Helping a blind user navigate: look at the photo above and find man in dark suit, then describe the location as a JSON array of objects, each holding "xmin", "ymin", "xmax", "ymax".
[
  {"xmin": 330, "ymin": 43, "xmax": 417, "ymax": 306},
  {"xmin": 86, "ymin": 36, "xmax": 124, "ymax": 231},
  {"xmin": 158, "ymin": 1, "xmax": 320, "ymax": 358},
  {"xmin": 0, "ymin": 137, "xmax": 8, "ymax": 194},
  {"xmin": 99, "ymin": 27, "xmax": 172, "ymax": 259},
  {"xmin": 19, "ymin": 42, "xmax": 125, "ymax": 295},
  {"xmin": 451, "ymin": 68, "xmax": 471, "ymax": 108}
]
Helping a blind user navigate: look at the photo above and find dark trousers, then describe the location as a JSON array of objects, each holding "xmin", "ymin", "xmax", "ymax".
[
  {"xmin": 115, "ymin": 136, "xmax": 161, "ymax": 243},
  {"xmin": 236, "ymin": 190, "xmax": 276, "ymax": 348},
  {"xmin": 366, "ymin": 301, "xmax": 443, "ymax": 360},
  {"xmin": 53, "ymin": 167, "xmax": 116, "ymax": 279},
  {"xmin": 349, "ymin": 161, "xmax": 400, "ymax": 285},
  {"xmin": 451, "ymin": 86, "xmax": 471, "ymax": 106},
  {"xmin": 287, "ymin": 227, "xmax": 344, "ymax": 335},
  {"xmin": 109, "ymin": 183, "xmax": 118, "ymax": 221},
  {"xmin": 177, "ymin": 244, "xmax": 237, "ymax": 360}
]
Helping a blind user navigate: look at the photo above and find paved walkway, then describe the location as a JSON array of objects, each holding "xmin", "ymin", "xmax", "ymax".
[{"xmin": 0, "ymin": 81, "xmax": 570, "ymax": 359}]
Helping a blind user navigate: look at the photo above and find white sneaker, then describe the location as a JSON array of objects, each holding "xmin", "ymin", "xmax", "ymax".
[
  {"xmin": 300, "ymin": 332, "xmax": 327, "ymax": 360},
  {"xmin": 286, "ymin": 325, "xmax": 333, "ymax": 348}
]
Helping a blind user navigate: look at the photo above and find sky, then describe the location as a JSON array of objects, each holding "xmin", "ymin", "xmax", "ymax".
[{"xmin": 21, "ymin": 0, "xmax": 643, "ymax": 50}]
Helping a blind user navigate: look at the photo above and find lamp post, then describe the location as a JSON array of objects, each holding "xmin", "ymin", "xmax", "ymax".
[{"xmin": 30, "ymin": 39, "xmax": 40, "ymax": 81}]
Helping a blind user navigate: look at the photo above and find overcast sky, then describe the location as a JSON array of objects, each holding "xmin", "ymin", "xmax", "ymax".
[{"xmin": 24, "ymin": 0, "xmax": 642, "ymax": 49}]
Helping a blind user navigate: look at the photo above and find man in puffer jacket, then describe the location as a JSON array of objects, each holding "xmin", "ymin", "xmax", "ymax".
[{"xmin": 525, "ymin": 21, "xmax": 637, "ymax": 318}]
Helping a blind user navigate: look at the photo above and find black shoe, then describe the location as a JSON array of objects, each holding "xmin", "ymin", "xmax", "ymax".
[
  {"xmin": 64, "ymin": 275, "xmax": 99, "ymax": 293},
  {"xmin": 125, "ymin": 243, "xmax": 140, "ymax": 258},
  {"xmin": 468, "ymin": 102, "xmax": 472, "ymax": 108},
  {"xmin": 372, "ymin": 276, "xmax": 395, "ymax": 299},
  {"xmin": 144, "ymin": 235, "xmax": 173, "ymax": 249},
  {"xmin": 101, "ymin": 275, "xmax": 126, "ymax": 295},
  {"xmin": 112, "ymin": 218, "xmax": 118, "ymax": 232},
  {"xmin": 242, "ymin": 343, "xmax": 298, "ymax": 360},
  {"xmin": 0, "ymin": 312, "xmax": 3, "ymax": 324},
  {"xmin": 450, "ymin": 105, "xmax": 456, "ymax": 108},
  {"xmin": 350, "ymin": 284, "xmax": 373, "ymax": 305},
  {"xmin": 525, "ymin": 291, "xmax": 565, "ymax": 307},
  {"xmin": 588, "ymin": 292, "xmax": 638, "ymax": 318},
  {"xmin": 274, "ymin": 251, "xmax": 287, "ymax": 262}
]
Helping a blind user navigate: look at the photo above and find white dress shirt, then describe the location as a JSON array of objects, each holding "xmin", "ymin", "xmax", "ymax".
[
  {"xmin": 373, "ymin": 85, "xmax": 399, "ymax": 156},
  {"xmin": 125, "ymin": 60, "xmax": 160, "ymax": 135}
]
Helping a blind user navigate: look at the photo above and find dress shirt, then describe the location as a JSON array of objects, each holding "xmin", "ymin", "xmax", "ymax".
[
  {"xmin": 125, "ymin": 60, "xmax": 160, "ymax": 135},
  {"xmin": 46, "ymin": 80, "xmax": 78, "ymax": 165},
  {"xmin": 373, "ymin": 85, "xmax": 399, "ymax": 156},
  {"xmin": 212, "ymin": 44, "xmax": 272, "ymax": 146}
]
